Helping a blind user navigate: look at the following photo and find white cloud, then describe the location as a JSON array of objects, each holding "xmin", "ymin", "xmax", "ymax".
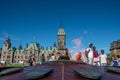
[
  {"xmin": 69, "ymin": 37, "xmax": 85, "ymax": 57},
  {"xmin": 72, "ymin": 38, "xmax": 81, "ymax": 47}
]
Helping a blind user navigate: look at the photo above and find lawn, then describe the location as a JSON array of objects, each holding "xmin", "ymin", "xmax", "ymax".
[{"xmin": 5, "ymin": 63, "xmax": 29, "ymax": 67}]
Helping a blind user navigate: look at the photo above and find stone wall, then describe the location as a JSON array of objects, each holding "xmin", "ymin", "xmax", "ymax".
[{"xmin": 110, "ymin": 40, "xmax": 120, "ymax": 55}]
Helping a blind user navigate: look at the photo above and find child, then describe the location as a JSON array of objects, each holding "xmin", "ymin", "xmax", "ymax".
[{"xmin": 99, "ymin": 49, "xmax": 107, "ymax": 66}]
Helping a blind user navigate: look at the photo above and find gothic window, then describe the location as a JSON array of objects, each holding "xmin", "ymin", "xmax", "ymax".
[
  {"xmin": 4, "ymin": 52, "xmax": 6, "ymax": 54},
  {"xmin": 30, "ymin": 51, "xmax": 32, "ymax": 54},
  {"xmin": 14, "ymin": 56, "xmax": 16, "ymax": 58},
  {"xmin": 7, "ymin": 55, "xmax": 10, "ymax": 58},
  {"xmin": 3, "ymin": 56, "xmax": 5, "ymax": 58}
]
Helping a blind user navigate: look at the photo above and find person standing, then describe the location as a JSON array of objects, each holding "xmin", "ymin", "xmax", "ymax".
[
  {"xmin": 32, "ymin": 58, "xmax": 37, "ymax": 66},
  {"xmin": 41, "ymin": 54, "xmax": 45, "ymax": 64},
  {"xmin": 113, "ymin": 58, "xmax": 118, "ymax": 67},
  {"xmin": 64, "ymin": 52, "xmax": 70, "ymax": 60},
  {"xmin": 93, "ymin": 46, "xmax": 99, "ymax": 65},
  {"xmin": 76, "ymin": 52, "xmax": 82, "ymax": 61},
  {"xmin": 29, "ymin": 57, "xmax": 33, "ymax": 66},
  {"xmin": 49, "ymin": 53, "xmax": 55, "ymax": 61},
  {"xmin": 85, "ymin": 43, "xmax": 93, "ymax": 65},
  {"xmin": 99, "ymin": 49, "xmax": 107, "ymax": 66}
]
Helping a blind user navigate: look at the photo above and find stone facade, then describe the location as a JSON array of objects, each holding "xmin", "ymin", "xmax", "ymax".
[
  {"xmin": 57, "ymin": 26, "xmax": 67, "ymax": 56},
  {"xmin": 0, "ymin": 38, "xmax": 58, "ymax": 63},
  {"xmin": 0, "ymin": 27, "xmax": 69, "ymax": 63},
  {"xmin": 0, "ymin": 37, "xmax": 14, "ymax": 63},
  {"xmin": 110, "ymin": 40, "xmax": 120, "ymax": 55}
]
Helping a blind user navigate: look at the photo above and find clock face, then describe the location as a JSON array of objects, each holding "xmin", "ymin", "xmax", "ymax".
[
  {"xmin": 60, "ymin": 41, "xmax": 62, "ymax": 44},
  {"xmin": 5, "ymin": 44, "xmax": 8, "ymax": 48}
]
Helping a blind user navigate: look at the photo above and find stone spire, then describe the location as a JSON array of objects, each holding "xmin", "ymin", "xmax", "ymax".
[
  {"xmin": 18, "ymin": 44, "xmax": 23, "ymax": 50},
  {"xmin": 58, "ymin": 26, "xmax": 66, "ymax": 35},
  {"xmin": 57, "ymin": 23, "xmax": 66, "ymax": 50},
  {"xmin": 4, "ymin": 36, "xmax": 11, "ymax": 49},
  {"xmin": 53, "ymin": 42, "xmax": 57, "ymax": 47}
]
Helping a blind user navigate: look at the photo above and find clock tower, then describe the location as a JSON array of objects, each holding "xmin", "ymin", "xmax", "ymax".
[{"xmin": 58, "ymin": 25, "xmax": 67, "ymax": 55}]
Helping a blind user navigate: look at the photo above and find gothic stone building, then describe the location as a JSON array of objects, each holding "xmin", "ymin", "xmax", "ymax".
[
  {"xmin": 0, "ymin": 27, "xmax": 69, "ymax": 63},
  {"xmin": 110, "ymin": 40, "xmax": 120, "ymax": 56}
]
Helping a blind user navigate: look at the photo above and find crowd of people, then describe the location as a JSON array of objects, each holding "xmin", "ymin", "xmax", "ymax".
[
  {"xmin": 28, "ymin": 50, "xmax": 70, "ymax": 66},
  {"xmin": 75, "ymin": 43, "xmax": 120, "ymax": 67},
  {"xmin": 28, "ymin": 43, "xmax": 120, "ymax": 67}
]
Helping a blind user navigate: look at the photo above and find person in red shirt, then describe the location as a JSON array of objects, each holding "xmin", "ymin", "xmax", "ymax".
[
  {"xmin": 76, "ymin": 52, "xmax": 82, "ymax": 61},
  {"xmin": 93, "ymin": 46, "xmax": 99, "ymax": 65}
]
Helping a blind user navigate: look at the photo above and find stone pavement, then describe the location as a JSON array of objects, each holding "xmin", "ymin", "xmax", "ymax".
[{"xmin": 0, "ymin": 61, "xmax": 120, "ymax": 80}]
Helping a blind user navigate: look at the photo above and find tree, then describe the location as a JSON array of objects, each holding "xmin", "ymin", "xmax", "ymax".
[{"xmin": 109, "ymin": 53, "xmax": 118, "ymax": 60}]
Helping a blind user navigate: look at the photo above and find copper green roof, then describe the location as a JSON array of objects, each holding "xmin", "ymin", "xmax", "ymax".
[
  {"xmin": 40, "ymin": 49, "xmax": 49, "ymax": 54},
  {"xmin": 15, "ymin": 49, "xmax": 24, "ymax": 54},
  {"xmin": 8, "ymin": 48, "xmax": 14, "ymax": 53},
  {"xmin": 52, "ymin": 47, "xmax": 58, "ymax": 52},
  {"xmin": 26, "ymin": 42, "xmax": 39, "ymax": 50},
  {"xmin": 40, "ymin": 46, "xmax": 58, "ymax": 54}
]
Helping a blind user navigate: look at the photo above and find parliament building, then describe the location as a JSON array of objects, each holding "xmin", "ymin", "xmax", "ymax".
[{"xmin": 0, "ymin": 26, "xmax": 69, "ymax": 63}]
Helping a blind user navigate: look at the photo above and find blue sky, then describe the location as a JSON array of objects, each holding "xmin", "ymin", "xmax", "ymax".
[{"xmin": 0, "ymin": 0, "xmax": 120, "ymax": 56}]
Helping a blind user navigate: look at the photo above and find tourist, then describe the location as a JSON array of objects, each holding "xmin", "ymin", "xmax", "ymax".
[
  {"xmin": 29, "ymin": 57, "xmax": 33, "ymax": 66},
  {"xmin": 58, "ymin": 53, "xmax": 64, "ymax": 60},
  {"xmin": 64, "ymin": 52, "xmax": 70, "ymax": 60},
  {"xmin": 99, "ymin": 49, "xmax": 107, "ymax": 66},
  {"xmin": 85, "ymin": 43, "xmax": 93, "ymax": 65},
  {"xmin": 41, "ymin": 54, "xmax": 45, "ymax": 64},
  {"xmin": 113, "ymin": 58, "xmax": 118, "ymax": 67},
  {"xmin": 49, "ymin": 53, "xmax": 55, "ymax": 61},
  {"xmin": 76, "ymin": 52, "xmax": 82, "ymax": 61},
  {"xmin": 117, "ymin": 55, "xmax": 120, "ymax": 66},
  {"xmin": 111, "ymin": 55, "xmax": 119, "ymax": 67},
  {"xmin": 55, "ymin": 52, "xmax": 60, "ymax": 60},
  {"xmin": 32, "ymin": 58, "xmax": 37, "ymax": 66},
  {"xmin": 82, "ymin": 54, "xmax": 87, "ymax": 63},
  {"xmin": 48, "ymin": 53, "xmax": 52, "ymax": 61},
  {"xmin": 93, "ymin": 46, "xmax": 99, "ymax": 66}
]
